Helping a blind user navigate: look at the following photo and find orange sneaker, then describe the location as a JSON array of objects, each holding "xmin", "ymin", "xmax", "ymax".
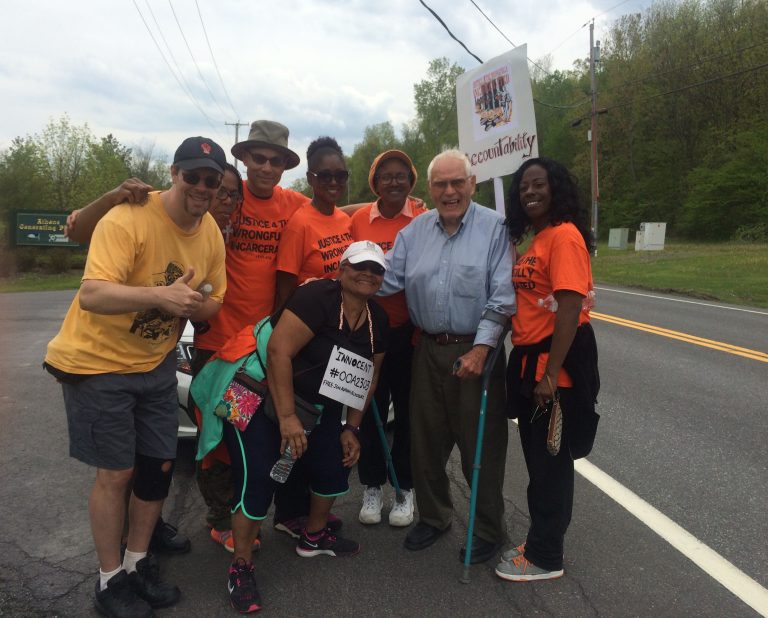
[{"xmin": 210, "ymin": 528, "xmax": 261, "ymax": 553}]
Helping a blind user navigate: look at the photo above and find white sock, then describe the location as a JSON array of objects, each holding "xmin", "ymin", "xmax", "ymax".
[
  {"xmin": 99, "ymin": 566, "xmax": 122, "ymax": 591},
  {"xmin": 122, "ymin": 549, "xmax": 147, "ymax": 574}
]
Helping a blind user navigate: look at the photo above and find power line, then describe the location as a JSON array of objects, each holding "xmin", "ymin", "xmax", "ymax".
[
  {"xmin": 167, "ymin": 0, "xmax": 231, "ymax": 121},
  {"xmin": 468, "ymin": 0, "xmax": 515, "ymax": 48},
  {"xmin": 419, "ymin": 0, "xmax": 483, "ymax": 64},
  {"xmin": 194, "ymin": 0, "xmax": 239, "ymax": 120},
  {"xmin": 144, "ymin": 1, "xmax": 203, "ymax": 109},
  {"xmin": 600, "ymin": 39, "xmax": 768, "ymax": 95},
  {"xmin": 467, "ymin": 0, "xmax": 551, "ymax": 76},
  {"xmin": 534, "ymin": 97, "xmax": 589, "ymax": 110},
  {"xmin": 601, "ymin": 60, "xmax": 768, "ymax": 112},
  {"xmin": 131, "ymin": 0, "xmax": 224, "ymax": 139},
  {"xmin": 545, "ymin": 0, "xmax": 632, "ymax": 58}
]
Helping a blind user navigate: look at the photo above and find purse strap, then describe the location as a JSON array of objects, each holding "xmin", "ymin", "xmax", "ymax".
[{"xmin": 251, "ymin": 317, "xmax": 326, "ymax": 380}]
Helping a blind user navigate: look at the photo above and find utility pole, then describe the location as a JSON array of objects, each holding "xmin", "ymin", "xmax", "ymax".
[
  {"xmin": 589, "ymin": 21, "xmax": 601, "ymax": 254},
  {"xmin": 225, "ymin": 121, "xmax": 248, "ymax": 166}
]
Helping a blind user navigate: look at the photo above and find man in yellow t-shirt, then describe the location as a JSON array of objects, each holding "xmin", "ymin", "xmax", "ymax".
[{"xmin": 44, "ymin": 136, "xmax": 227, "ymax": 617}]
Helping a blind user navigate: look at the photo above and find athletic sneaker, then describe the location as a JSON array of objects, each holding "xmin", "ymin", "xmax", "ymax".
[
  {"xmin": 210, "ymin": 528, "xmax": 261, "ymax": 553},
  {"xmin": 388, "ymin": 489, "xmax": 414, "ymax": 527},
  {"xmin": 296, "ymin": 528, "xmax": 360, "ymax": 558},
  {"xmin": 274, "ymin": 514, "xmax": 342, "ymax": 539},
  {"xmin": 499, "ymin": 543, "xmax": 526, "ymax": 562},
  {"xmin": 359, "ymin": 486, "xmax": 383, "ymax": 524},
  {"xmin": 228, "ymin": 558, "xmax": 262, "ymax": 613},
  {"xmin": 94, "ymin": 570, "xmax": 153, "ymax": 618},
  {"xmin": 494, "ymin": 554, "xmax": 564, "ymax": 582}
]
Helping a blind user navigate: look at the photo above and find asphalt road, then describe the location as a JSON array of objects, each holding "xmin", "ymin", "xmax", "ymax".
[{"xmin": 0, "ymin": 288, "xmax": 765, "ymax": 617}]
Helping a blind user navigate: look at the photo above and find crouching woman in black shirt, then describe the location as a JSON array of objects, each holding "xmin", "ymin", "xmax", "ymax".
[{"xmin": 224, "ymin": 240, "xmax": 389, "ymax": 613}]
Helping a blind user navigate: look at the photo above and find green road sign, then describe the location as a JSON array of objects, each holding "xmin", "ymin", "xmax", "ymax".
[{"xmin": 13, "ymin": 211, "xmax": 79, "ymax": 247}]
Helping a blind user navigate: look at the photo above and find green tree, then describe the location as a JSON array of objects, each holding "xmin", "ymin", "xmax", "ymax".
[{"xmin": 37, "ymin": 115, "xmax": 94, "ymax": 212}]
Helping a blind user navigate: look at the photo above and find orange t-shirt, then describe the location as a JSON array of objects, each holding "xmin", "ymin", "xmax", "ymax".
[
  {"xmin": 511, "ymin": 222, "xmax": 593, "ymax": 387},
  {"xmin": 195, "ymin": 184, "xmax": 309, "ymax": 351},
  {"xmin": 276, "ymin": 204, "xmax": 353, "ymax": 282},
  {"xmin": 350, "ymin": 197, "xmax": 427, "ymax": 328}
]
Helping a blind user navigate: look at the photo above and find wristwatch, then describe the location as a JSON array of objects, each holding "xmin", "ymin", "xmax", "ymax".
[{"xmin": 342, "ymin": 423, "xmax": 360, "ymax": 437}]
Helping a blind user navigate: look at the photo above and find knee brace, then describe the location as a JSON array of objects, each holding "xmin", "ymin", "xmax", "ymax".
[{"xmin": 133, "ymin": 454, "xmax": 175, "ymax": 501}]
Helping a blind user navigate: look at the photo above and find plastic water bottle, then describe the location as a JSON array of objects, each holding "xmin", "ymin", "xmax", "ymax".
[{"xmin": 270, "ymin": 445, "xmax": 298, "ymax": 483}]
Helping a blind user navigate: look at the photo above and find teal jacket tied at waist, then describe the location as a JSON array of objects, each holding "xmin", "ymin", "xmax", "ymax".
[{"xmin": 192, "ymin": 318, "xmax": 273, "ymax": 461}]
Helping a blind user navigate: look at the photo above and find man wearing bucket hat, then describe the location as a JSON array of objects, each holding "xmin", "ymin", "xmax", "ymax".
[
  {"xmin": 349, "ymin": 150, "xmax": 426, "ymax": 527},
  {"xmin": 194, "ymin": 121, "xmax": 345, "ymax": 552},
  {"xmin": 44, "ymin": 136, "xmax": 227, "ymax": 617}
]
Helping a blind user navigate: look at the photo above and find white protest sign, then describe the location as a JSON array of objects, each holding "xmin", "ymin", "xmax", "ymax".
[
  {"xmin": 456, "ymin": 45, "xmax": 538, "ymax": 183},
  {"xmin": 319, "ymin": 345, "xmax": 374, "ymax": 409}
]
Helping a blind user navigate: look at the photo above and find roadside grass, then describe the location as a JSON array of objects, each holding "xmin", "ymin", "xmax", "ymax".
[
  {"xmin": 0, "ymin": 271, "xmax": 82, "ymax": 293},
  {"xmin": 592, "ymin": 241, "xmax": 768, "ymax": 308},
  {"xmin": 1, "ymin": 241, "xmax": 766, "ymax": 309}
]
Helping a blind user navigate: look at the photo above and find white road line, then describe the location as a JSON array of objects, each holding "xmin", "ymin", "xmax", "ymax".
[
  {"xmin": 575, "ymin": 457, "xmax": 768, "ymax": 616},
  {"xmin": 510, "ymin": 419, "xmax": 768, "ymax": 615},
  {"xmin": 595, "ymin": 286, "xmax": 768, "ymax": 316}
]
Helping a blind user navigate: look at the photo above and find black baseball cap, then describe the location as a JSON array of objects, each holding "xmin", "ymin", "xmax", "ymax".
[{"xmin": 173, "ymin": 137, "xmax": 226, "ymax": 173}]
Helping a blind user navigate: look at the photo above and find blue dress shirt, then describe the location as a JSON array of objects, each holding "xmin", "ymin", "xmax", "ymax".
[{"xmin": 379, "ymin": 201, "xmax": 516, "ymax": 348}]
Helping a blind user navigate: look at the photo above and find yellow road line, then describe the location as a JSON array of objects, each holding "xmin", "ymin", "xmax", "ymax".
[{"xmin": 591, "ymin": 312, "xmax": 768, "ymax": 363}]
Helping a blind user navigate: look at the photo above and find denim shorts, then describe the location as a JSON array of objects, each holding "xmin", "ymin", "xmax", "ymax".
[{"xmin": 62, "ymin": 353, "xmax": 179, "ymax": 470}]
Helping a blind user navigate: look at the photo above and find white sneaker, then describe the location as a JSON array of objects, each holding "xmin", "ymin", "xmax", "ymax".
[
  {"xmin": 388, "ymin": 489, "xmax": 414, "ymax": 527},
  {"xmin": 358, "ymin": 486, "xmax": 383, "ymax": 524}
]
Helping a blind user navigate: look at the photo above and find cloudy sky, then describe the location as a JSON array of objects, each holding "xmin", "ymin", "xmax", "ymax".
[{"xmin": 1, "ymin": 0, "xmax": 649, "ymax": 185}]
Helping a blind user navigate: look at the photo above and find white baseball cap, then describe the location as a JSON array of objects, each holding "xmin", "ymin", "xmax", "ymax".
[{"xmin": 341, "ymin": 240, "xmax": 387, "ymax": 270}]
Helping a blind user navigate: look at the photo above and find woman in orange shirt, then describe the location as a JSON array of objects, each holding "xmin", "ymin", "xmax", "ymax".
[
  {"xmin": 496, "ymin": 157, "xmax": 599, "ymax": 583},
  {"xmin": 275, "ymin": 137, "xmax": 353, "ymax": 308}
]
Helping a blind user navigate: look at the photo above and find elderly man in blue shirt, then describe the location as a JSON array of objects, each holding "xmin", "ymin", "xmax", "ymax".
[{"xmin": 379, "ymin": 149, "xmax": 515, "ymax": 564}]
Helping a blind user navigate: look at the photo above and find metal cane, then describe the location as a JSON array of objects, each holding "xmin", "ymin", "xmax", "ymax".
[
  {"xmin": 370, "ymin": 399, "xmax": 404, "ymax": 503},
  {"xmin": 460, "ymin": 325, "xmax": 510, "ymax": 584}
]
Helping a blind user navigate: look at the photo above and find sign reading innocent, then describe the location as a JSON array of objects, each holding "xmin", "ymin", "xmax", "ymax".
[{"xmin": 319, "ymin": 345, "xmax": 374, "ymax": 409}]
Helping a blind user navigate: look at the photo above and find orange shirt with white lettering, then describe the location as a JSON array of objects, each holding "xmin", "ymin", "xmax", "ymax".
[
  {"xmin": 350, "ymin": 197, "xmax": 427, "ymax": 328},
  {"xmin": 276, "ymin": 204, "xmax": 353, "ymax": 282},
  {"xmin": 511, "ymin": 222, "xmax": 592, "ymax": 387},
  {"xmin": 195, "ymin": 184, "xmax": 309, "ymax": 351}
]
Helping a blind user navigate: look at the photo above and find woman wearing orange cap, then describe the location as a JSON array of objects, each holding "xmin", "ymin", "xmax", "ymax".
[{"xmin": 349, "ymin": 150, "xmax": 427, "ymax": 528}]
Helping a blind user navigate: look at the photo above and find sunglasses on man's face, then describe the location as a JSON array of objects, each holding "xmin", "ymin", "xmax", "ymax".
[
  {"xmin": 181, "ymin": 171, "xmax": 222, "ymax": 189},
  {"xmin": 308, "ymin": 170, "xmax": 349, "ymax": 185},
  {"xmin": 248, "ymin": 152, "xmax": 286, "ymax": 168},
  {"xmin": 348, "ymin": 261, "xmax": 385, "ymax": 276}
]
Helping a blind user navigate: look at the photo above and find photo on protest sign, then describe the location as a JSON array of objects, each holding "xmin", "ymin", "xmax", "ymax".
[
  {"xmin": 470, "ymin": 65, "xmax": 516, "ymax": 140},
  {"xmin": 457, "ymin": 45, "xmax": 538, "ymax": 183}
]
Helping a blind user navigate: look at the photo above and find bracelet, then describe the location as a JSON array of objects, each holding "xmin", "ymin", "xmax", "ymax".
[{"xmin": 342, "ymin": 423, "xmax": 360, "ymax": 437}]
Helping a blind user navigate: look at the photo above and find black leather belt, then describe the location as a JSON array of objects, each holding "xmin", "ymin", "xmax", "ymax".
[{"xmin": 423, "ymin": 332, "xmax": 476, "ymax": 345}]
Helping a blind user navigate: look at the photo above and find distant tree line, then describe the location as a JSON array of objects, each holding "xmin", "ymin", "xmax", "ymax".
[{"xmin": 0, "ymin": 114, "xmax": 169, "ymax": 220}]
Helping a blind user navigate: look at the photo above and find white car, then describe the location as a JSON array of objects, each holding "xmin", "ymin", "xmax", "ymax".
[{"xmin": 175, "ymin": 321, "xmax": 197, "ymax": 439}]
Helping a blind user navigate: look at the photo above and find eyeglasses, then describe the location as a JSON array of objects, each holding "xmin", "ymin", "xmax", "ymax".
[
  {"xmin": 376, "ymin": 173, "xmax": 409, "ymax": 185},
  {"xmin": 308, "ymin": 170, "xmax": 349, "ymax": 185},
  {"xmin": 216, "ymin": 187, "xmax": 241, "ymax": 202},
  {"xmin": 430, "ymin": 177, "xmax": 469, "ymax": 191},
  {"xmin": 248, "ymin": 152, "xmax": 286, "ymax": 167},
  {"xmin": 347, "ymin": 261, "xmax": 385, "ymax": 276},
  {"xmin": 181, "ymin": 171, "xmax": 222, "ymax": 189}
]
